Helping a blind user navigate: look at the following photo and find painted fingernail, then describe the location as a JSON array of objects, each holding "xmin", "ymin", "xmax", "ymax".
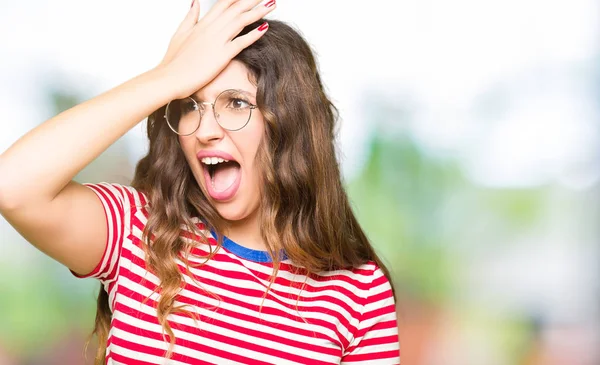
[
  {"xmin": 264, "ymin": 0, "xmax": 276, "ymax": 8},
  {"xmin": 258, "ymin": 22, "xmax": 269, "ymax": 31},
  {"xmin": 190, "ymin": 0, "xmax": 194, "ymax": 8}
]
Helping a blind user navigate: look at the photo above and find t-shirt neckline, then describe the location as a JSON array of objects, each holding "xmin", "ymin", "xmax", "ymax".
[{"xmin": 210, "ymin": 229, "xmax": 286, "ymax": 263}]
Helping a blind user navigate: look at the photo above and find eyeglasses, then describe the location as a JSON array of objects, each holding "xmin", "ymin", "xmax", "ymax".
[{"xmin": 165, "ymin": 89, "xmax": 258, "ymax": 136}]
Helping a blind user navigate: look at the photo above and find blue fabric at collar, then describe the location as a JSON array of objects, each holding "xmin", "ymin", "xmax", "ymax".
[{"xmin": 210, "ymin": 230, "xmax": 287, "ymax": 263}]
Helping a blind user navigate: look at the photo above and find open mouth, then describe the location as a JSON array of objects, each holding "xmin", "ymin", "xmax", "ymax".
[
  {"xmin": 200, "ymin": 156, "xmax": 242, "ymax": 201},
  {"xmin": 205, "ymin": 160, "xmax": 241, "ymax": 192}
]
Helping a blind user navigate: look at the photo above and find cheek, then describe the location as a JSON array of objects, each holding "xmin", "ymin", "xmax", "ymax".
[
  {"xmin": 178, "ymin": 137, "xmax": 196, "ymax": 161},
  {"xmin": 236, "ymin": 118, "xmax": 265, "ymax": 167},
  {"xmin": 247, "ymin": 147, "xmax": 266, "ymax": 198},
  {"xmin": 249, "ymin": 119, "xmax": 266, "ymax": 158}
]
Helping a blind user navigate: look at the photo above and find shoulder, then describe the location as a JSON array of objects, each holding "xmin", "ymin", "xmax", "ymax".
[
  {"xmin": 342, "ymin": 262, "xmax": 395, "ymax": 308},
  {"xmin": 316, "ymin": 261, "xmax": 392, "ymax": 298},
  {"xmin": 342, "ymin": 261, "xmax": 391, "ymax": 285},
  {"xmin": 82, "ymin": 182, "xmax": 150, "ymax": 211},
  {"xmin": 352, "ymin": 262, "xmax": 393, "ymax": 295}
]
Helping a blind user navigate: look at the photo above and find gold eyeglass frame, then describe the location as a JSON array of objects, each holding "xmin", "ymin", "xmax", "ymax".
[{"xmin": 164, "ymin": 89, "xmax": 258, "ymax": 136}]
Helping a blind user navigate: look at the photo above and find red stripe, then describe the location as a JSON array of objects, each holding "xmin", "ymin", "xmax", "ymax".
[
  {"xmin": 352, "ymin": 334, "xmax": 400, "ymax": 348},
  {"xmin": 178, "ymin": 228, "xmax": 382, "ymax": 294},
  {"xmin": 94, "ymin": 184, "xmax": 124, "ymax": 281},
  {"xmin": 112, "ymin": 315, "xmax": 338, "ymax": 365},
  {"xmin": 111, "ymin": 336, "xmax": 212, "ymax": 365},
  {"xmin": 342, "ymin": 349, "xmax": 400, "ymax": 362},
  {"xmin": 353, "ymin": 319, "xmax": 397, "ymax": 341},
  {"xmin": 177, "ymin": 258, "xmax": 362, "ymax": 319},
  {"xmin": 110, "ymin": 350, "xmax": 158, "ymax": 365},
  {"xmin": 107, "ymin": 281, "xmax": 116, "ymax": 295},
  {"xmin": 79, "ymin": 184, "xmax": 122, "ymax": 280},
  {"xmin": 362, "ymin": 304, "xmax": 396, "ymax": 323},
  {"xmin": 115, "ymin": 280, "xmax": 345, "ymax": 349},
  {"xmin": 183, "ymin": 241, "xmax": 375, "ymax": 298},
  {"xmin": 129, "ymin": 244, "xmax": 361, "ymax": 319},
  {"xmin": 369, "ymin": 288, "xmax": 394, "ymax": 306},
  {"xmin": 119, "ymin": 262, "xmax": 356, "ymax": 340},
  {"xmin": 132, "ymin": 213, "xmax": 145, "ymax": 233},
  {"xmin": 185, "ymin": 229, "xmax": 378, "ymax": 276},
  {"xmin": 116, "ymin": 295, "xmax": 342, "ymax": 358},
  {"xmin": 73, "ymin": 184, "xmax": 110, "ymax": 278}
]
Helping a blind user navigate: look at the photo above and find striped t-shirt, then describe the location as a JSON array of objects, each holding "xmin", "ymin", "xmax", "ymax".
[{"xmin": 75, "ymin": 183, "xmax": 400, "ymax": 364}]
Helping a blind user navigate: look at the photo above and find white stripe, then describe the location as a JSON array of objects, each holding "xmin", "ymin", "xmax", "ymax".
[
  {"xmin": 118, "ymin": 273, "xmax": 345, "ymax": 346},
  {"xmin": 357, "ymin": 317, "xmax": 397, "ymax": 337},
  {"xmin": 184, "ymin": 248, "xmax": 370, "ymax": 300},
  {"xmin": 363, "ymin": 296, "xmax": 395, "ymax": 315},
  {"xmin": 341, "ymin": 356, "xmax": 400, "ymax": 365},
  {"xmin": 132, "ymin": 221, "xmax": 378, "ymax": 296},
  {"xmin": 359, "ymin": 326, "xmax": 399, "ymax": 339},
  {"xmin": 99, "ymin": 183, "xmax": 129, "ymax": 310},
  {"xmin": 111, "ymin": 314, "xmax": 310, "ymax": 365},
  {"xmin": 131, "ymin": 234, "xmax": 372, "ymax": 306},
  {"xmin": 108, "ymin": 333, "xmax": 201, "ymax": 365},
  {"xmin": 122, "ymin": 244, "xmax": 361, "ymax": 339},
  {"xmin": 124, "ymin": 260, "xmax": 355, "ymax": 338},
  {"xmin": 88, "ymin": 183, "xmax": 119, "ymax": 281},
  {"xmin": 116, "ymin": 292, "xmax": 341, "ymax": 361},
  {"xmin": 125, "ymin": 239, "xmax": 364, "ymax": 320}
]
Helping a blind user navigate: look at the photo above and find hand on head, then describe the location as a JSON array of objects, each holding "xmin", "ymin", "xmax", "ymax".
[{"xmin": 159, "ymin": 0, "xmax": 276, "ymax": 100}]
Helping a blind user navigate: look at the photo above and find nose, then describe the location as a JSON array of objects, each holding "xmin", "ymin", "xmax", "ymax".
[{"xmin": 194, "ymin": 103, "xmax": 224, "ymax": 144}]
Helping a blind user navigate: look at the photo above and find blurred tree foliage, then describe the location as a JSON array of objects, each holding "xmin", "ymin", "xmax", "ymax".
[
  {"xmin": 348, "ymin": 134, "xmax": 461, "ymax": 303},
  {"xmin": 347, "ymin": 99, "xmax": 548, "ymax": 305}
]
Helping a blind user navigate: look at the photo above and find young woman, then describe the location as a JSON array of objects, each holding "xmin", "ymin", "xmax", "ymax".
[{"xmin": 0, "ymin": 0, "xmax": 400, "ymax": 364}]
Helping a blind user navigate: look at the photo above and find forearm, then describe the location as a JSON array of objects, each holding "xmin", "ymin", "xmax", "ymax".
[{"xmin": 0, "ymin": 66, "xmax": 176, "ymax": 208}]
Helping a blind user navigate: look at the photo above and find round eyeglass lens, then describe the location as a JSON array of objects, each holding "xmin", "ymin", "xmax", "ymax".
[
  {"xmin": 214, "ymin": 90, "xmax": 253, "ymax": 131},
  {"xmin": 165, "ymin": 97, "xmax": 200, "ymax": 136}
]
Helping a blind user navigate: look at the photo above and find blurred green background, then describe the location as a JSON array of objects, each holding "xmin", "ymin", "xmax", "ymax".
[{"xmin": 1, "ymin": 0, "xmax": 599, "ymax": 364}]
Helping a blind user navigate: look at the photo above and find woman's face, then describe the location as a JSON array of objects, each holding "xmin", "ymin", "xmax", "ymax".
[{"xmin": 179, "ymin": 60, "xmax": 264, "ymax": 225}]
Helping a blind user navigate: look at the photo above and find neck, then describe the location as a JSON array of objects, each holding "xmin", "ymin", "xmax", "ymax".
[{"xmin": 223, "ymin": 209, "xmax": 265, "ymax": 251}]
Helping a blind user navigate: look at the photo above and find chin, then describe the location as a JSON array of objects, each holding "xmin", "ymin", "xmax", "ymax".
[
  {"xmin": 191, "ymin": 168, "xmax": 259, "ymax": 224},
  {"xmin": 213, "ymin": 200, "xmax": 260, "ymax": 224},
  {"xmin": 216, "ymin": 206, "xmax": 246, "ymax": 222}
]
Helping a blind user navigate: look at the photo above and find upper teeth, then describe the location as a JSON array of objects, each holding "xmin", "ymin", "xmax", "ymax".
[{"xmin": 201, "ymin": 157, "xmax": 229, "ymax": 165}]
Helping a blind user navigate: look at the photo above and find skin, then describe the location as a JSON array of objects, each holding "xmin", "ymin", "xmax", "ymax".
[
  {"xmin": 0, "ymin": 0, "xmax": 275, "ymax": 275},
  {"xmin": 179, "ymin": 60, "xmax": 266, "ymax": 251}
]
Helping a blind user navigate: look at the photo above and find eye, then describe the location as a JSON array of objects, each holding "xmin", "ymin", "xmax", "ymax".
[
  {"xmin": 227, "ymin": 97, "xmax": 250, "ymax": 110},
  {"xmin": 181, "ymin": 100, "xmax": 198, "ymax": 113}
]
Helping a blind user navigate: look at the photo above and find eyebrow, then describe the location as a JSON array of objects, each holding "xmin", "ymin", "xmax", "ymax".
[{"xmin": 191, "ymin": 89, "xmax": 256, "ymax": 102}]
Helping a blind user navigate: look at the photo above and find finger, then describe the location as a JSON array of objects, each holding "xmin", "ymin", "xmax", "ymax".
[
  {"xmin": 225, "ymin": 0, "xmax": 275, "ymax": 40},
  {"xmin": 229, "ymin": 0, "xmax": 266, "ymax": 15},
  {"xmin": 228, "ymin": 21, "xmax": 269, "ymax": 56},
  {"xmin": 175, "ymin": 0, "xmax": 202, "ymax": 34},
  {"xmin": 200, "ymin": 0, "xmax": 240, "ymax": 26},
  {"xmin": 218, "ymin": 0, "xmax": 267, "ymax": 28}
]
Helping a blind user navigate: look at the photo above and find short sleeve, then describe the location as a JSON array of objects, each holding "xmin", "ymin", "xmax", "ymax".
[
  {"xmin": 71, "ymin": 182, "xmax": 136, "ymax": 283},
  {"xmin": 342, "ymin": 267, "xmax": 401, "ymax": 365}
]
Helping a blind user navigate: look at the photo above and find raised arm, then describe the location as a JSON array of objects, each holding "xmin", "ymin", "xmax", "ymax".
[
  {"xmin": 0, "ymin": 67, "xmax": 174, "ymax": 275},
  {"xmin": 0, "ymin": 0, "xmax": 275, "ymax": 275}
]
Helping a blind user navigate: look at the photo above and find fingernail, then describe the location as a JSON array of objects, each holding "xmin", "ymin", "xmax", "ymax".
[
  {"xmin": 190, "ymin": 0, "xmax": 194, "ymax": 8},
  {"xmin": 258, "ymin": 22, "xmax": 269, "ymax": 32},
  {"xmin": 264, "ymin": 0, "xmax": 275, "ymax": 8}
]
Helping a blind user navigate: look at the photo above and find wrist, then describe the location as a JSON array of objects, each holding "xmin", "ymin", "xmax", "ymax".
[{"xmin": 145, "ymin": 64, "xmax": 182, "ymax": 102}]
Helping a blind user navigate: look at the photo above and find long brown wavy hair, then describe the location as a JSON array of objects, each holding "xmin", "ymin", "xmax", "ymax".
[{"xmin": 89, "ymin": 19, "xmax": 394, "ymax": 364}]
